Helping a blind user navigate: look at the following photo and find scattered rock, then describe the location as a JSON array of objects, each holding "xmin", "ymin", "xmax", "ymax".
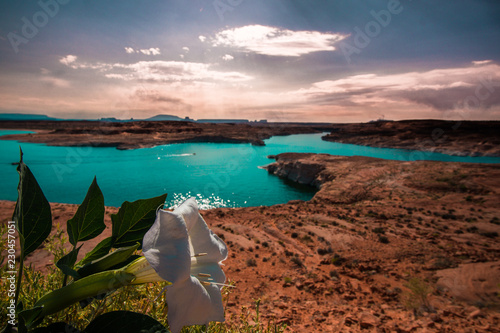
[{"xmin": 358, "ymin": 312, "xmax": 380, "ymax": 329}]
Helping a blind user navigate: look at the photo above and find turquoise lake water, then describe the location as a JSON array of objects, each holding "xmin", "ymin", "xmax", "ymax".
[{"xmin": 1, "ymin": 130, "xmax": 499, "ymax": 208}]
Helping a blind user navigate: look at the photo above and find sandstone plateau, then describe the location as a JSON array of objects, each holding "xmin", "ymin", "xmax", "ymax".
[
  {"xmin": 2, "ymin": 153, "xmax": 500, "ymax": 332},
  {"xmin": 0, "ymin": 120, "xmax": 322, "ymax": 149},
  {"xmin": 322, "ymin": 120, "xmax": 500, "ymax": 157}
]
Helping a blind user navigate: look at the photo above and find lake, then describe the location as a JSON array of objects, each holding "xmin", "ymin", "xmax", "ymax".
[{"xmin": 1, "ymin": 130, "xmax": 499, "ymax": 208}]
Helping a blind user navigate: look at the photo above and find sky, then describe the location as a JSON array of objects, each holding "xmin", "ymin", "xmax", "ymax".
[{"xmin": 1, "ymin": 0, "xmax": 500, "ymax": 123}]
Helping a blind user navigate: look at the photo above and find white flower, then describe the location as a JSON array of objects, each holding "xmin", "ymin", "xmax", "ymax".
[{"xmin": 142, "ymin": 198, "xmax": 228, "ymax": 333}]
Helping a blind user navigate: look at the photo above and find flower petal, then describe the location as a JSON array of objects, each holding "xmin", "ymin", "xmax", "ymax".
[
  {"xmin": 166, "ymin": 277, "xmax": 225, "ymax": 333},
  {"xmin": 175, "ymin": 198, "xmax": 228, "ymax": 264},
  {"xmin": 142, "ymin": 209, "xmax": 191, "ymax": 284},
  {"xmin": 190, "ymin": 262, "xmax": 226, "ymax": 286}
]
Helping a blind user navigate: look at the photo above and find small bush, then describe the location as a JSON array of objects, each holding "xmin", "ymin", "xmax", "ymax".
[
  {"xmin": 301, "ymin": 235, "xmax": 313, "ymax": 243},
  {"xmin": 329, "ymin": 270, "xmax": 339, "ymax": 279},
  {"xmin": 331, "ymin": 254, "xmax": 345, "ymax": 266},
  {"xmin": 402, "ymin": 277, "xmax": 433, "ymax": 313},
  {"xmin": 480, "ymin": 231, "xmax": 498, "ymax": 238},
  {"xmin": 378, "ymin": 235, "xmax": 389, "ymax": 244},
  {"xmin": 246, "ymin": 258, "xmax": 257, "ymax": 267},
  {"xmin": 317, "ymin": 247, "xmax": 333, "ymax": 256},
  {"xmin": 291, "ymin": 256, "xmax": 304, "ymax": 267},
  {"xmin": 490, "ymin": 217, "xmax": 500, "ymax": 225},
  {"xmin": 466, "ymin": 226, "xmax": 479, "ymax": 233}
]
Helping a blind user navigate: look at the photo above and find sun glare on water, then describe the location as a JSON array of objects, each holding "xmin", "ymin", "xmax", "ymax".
[{"xmin": 166, "ymin": 192, "xmax": 237, "ymax": 210}]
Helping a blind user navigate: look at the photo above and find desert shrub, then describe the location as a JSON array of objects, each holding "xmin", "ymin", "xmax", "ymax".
[
  {"xmin": 331, "ymin": 254, "xmax": 345, "ymax": 266},
  {"xmin": 480, "ymin": 231, "xmax": 498, "ymax": 238},
  {"xmin": 246, "ymin": 258, "xmax": 257, "ymax": 267},
  {"xmin": 301, "ymin": 235, "xmax": 313, "ymax": 243},
  {"xmin": 329, "ymin": 270, "xmax": 339, "ymax": 279},
  {"xmin": 317, "ymin": 247, "xmax": 333, "ymax": 256},
  {"xmin": 490, "ymin": 217, "xmax": 500, "ymax": 225},
  {"xmin": 466, "ymin": 226, "xmax": 479, "ymax": 233},
  {"xmin": 402, "ymin": 277, "xmax": 433, "ymax": 313},
  {"xmin": 432, "ymin": 257, "xmax": 454, "ymax": 269},
  {"xmin": 378, "ymin": 235, "xmax": 389, "ymax": 244},
  {"xmin": 291, "ymin": 256, "xmax": 304, "ymax": 268}
]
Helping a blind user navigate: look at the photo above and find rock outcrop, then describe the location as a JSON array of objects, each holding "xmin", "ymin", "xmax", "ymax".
[{"xmin": 264, "ymin": 153, "xmax": 329, "ymax": 188}]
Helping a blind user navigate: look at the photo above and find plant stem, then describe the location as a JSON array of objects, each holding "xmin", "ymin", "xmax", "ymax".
[
  {"xmin": 14, "ymin": 250, "xmax": 24, "ymax": 307},
  {"xmin": 62, "ymin": 244, "xmax": 77, "ymax": 287}
]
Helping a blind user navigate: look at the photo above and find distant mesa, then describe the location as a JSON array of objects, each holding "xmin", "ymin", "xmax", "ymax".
[
  {"xmin": 100, "ymin": 117, "xmax": 130, "ymax": 122},
  {"xmin": 0, "ymin": 113, "xmax": 59, "ymax": 121},
  {"xmin": 197, "ymin": 119, "xmax": 249, "ymax": 124},
  {"xmin": 0, "ymin": 113, "xmax": 270, "ymax": 124},
  {"xmin": 145, "ymin": 114, "xmax": 190, "ymax": 122},
  {"xmin": 99, "ymin": 115, "xmax": 188, "ymax": 122}
]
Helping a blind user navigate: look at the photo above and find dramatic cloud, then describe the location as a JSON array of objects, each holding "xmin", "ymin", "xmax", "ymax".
[
  {"xmin": 60, "ymin": 56, "xmax": 253, "ymax": 83},
  {"xmin": 140, "ymin": 48, "xmax": 161, "ymax": 55},
  {"xmin": 472, "ymin": 60, "xmax": 492, "ymax": 66},
  {"xmin": 107, "ymin": 61, "xmax": 251, "ymax": 82},
  {"xmin": 59, "ymin": 55, "xmax": 77, "ymax": 66},
  {"xmin": 123, "ymin": 47, "xmax": 161, "ymax": 55},
  {"xmin": 297, "ymin": 62, "xmax": 500, "ymax": 112},
  {"xmin": 212, "ymin": 25, "xmax": 347, "ymax": 57}
]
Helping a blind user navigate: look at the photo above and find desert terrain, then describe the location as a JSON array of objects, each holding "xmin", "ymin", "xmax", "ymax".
[
  {"xmin": 1, "ymin": 153, "xmax": 500, "ymax": 332},
  {"xmin": 323, "ymin": 120, "xmax": 500, "ymax": 157}
]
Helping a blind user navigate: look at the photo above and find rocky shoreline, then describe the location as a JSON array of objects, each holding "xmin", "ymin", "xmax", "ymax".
[
  {"xmin": 0, "ymin": 120, "xmax": 322, "ymax": 149},
  {"xmin": 2, "ymin": 153, "xmax": 500, "ymax": 332},
  {"xmin": 1, "ymin": 119, "xmax": 500, "ymax": 157},
  {"xmin": 322, "ymin": 120, "xmax": 500, "ymax": 157}
]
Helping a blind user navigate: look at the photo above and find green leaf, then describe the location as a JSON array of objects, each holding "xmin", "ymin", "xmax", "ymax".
[
  {"xmin": 17, "ymin": 306, "xmax": 43, "ymax": 330},
  {"xmin": 111, "ymin": 194, "xmax": 167, "ymax": 248},
  {"xmin": 107, "ymin": 255, "xmax": 141, "ymax": 270},
  {"xmin": 77, "ymin": 237, "xmax": 113, "ymax": 267},
  {"xmin": 82, "ymin": 311, "xmax": 168, "ymax": 333},
  {"xmin": 13, "ymin": 149, "xmax": 52, "ymax": 259},
  {"xmin": 56, "ymin": 246, "xmax": 82, "ymax": 279},
  {"xmin": 34, "ymin": 271, "xmax": 135, "ymax": 318},
  {"xmin": 67, "ymin": 177, "xmax": 105, "ymax": 246},
  {"xmin": 77, "ymin": 243, "xmax": 140, "ymax": 278}
]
